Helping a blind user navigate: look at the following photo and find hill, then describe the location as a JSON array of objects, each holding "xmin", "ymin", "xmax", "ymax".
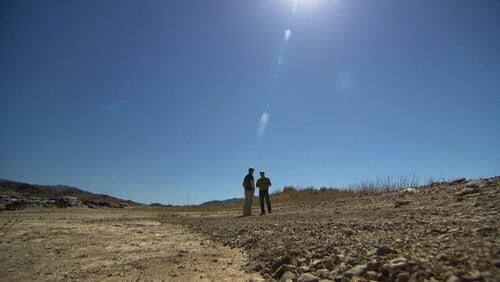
[
  {"xmin": 201, "ymin": 197, "xmax": 242, "ymax": 206},
  {"xmin": 0, "ymin": 179, "xmax": 141, "ymax": 206}
]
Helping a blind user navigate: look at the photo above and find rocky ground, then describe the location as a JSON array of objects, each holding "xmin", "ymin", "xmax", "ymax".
[
  {"xmin": 0, "ymin": 178, "xmax": 497, "ymax": 281},
  {"xmin": 161, "ymin": 177, "xmax": 500, "ymax": 282}
]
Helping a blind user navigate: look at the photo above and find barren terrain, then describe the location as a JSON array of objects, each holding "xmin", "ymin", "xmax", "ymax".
[
  {"xmin": 162, "ymin": 178, "xmax": 499, "ymax": 282},
  {"xmin": 0, "ymin": 177, "xmax": 498, "ymax": 282},
  {"xmin": 0, "ymin": 209, "xmax": 256, "ymax": 281}
]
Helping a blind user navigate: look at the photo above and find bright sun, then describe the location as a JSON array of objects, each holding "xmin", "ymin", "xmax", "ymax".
[{"xmin": 291, "ymin": 0, "xmax": 329, "ymax": 13}]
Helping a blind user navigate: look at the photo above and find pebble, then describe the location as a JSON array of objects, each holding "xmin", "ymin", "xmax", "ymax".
[
  {"xmin": 297, "ymin": 273, "xmax": 320, "ymax": 282},
  {"xmin": 388, "ymin": 257, "xmax": 408, "ymax": 272},
  {"xmin": 297, "ymin": 265, "xmax": 310, "ymax": 273},
  {"xmin": 280, "ymin": 271, "xmax": 297, "ymax": 282},
  {"xmin": 365, "ymin": 270, "xmax": 379, "ymax": 280},
  {"xmin": 492, "ymin": 258, "xmax": 500, "ymax": 268},
  {"xmin": 310, "ymin": 259, "xmax": 323, "ymax": 269},
  {"xmin": 446, "ymin": 275, "xmax": 461, "ymax": 282},
  {"xmin": 367, "ymin": 246, "xmax": 397, "ymax": 256},
  {"xmin": 351, "ymin": 276, "xmax": 368, "ymax": 282},
  {"xmin": 247, "ymin": 278, "xmax": 266, "ymax": 282},
  {"xmin": 314, "ymin": 268, "xmax": 330, "ymax": 279},
  {"xmin": 460, "ymin": 271, "xmax": 482, "ymax": 282},
  {"xmin": 466, "ymin": 180, "xmax": 485, "ymax": 188},
  {"xmin": 396, "ymin": 271, "xmax": 410, "ymax": 282},
  {"xmin": 271, "ymin": 255, "xmax": 291, "ymax": 272},
  {"xmin": 344, "ymin": 264, "xmax": 367, "ymax": 278},
  {"xmin": 367, "ymin": 259, "xmax": 381, "ymax": 271},
  {"xmin": 324, "ymin": 259, "xmax": 335, "ymax": 271},
  {"xmin": 272, "ymin": 265, "xmax": 286, "ymax": 279}
]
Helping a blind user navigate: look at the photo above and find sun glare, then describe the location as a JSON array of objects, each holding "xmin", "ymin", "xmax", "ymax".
[{"xmin": 292, "ymin": 0, "xmax": 327, "ymax": 10}]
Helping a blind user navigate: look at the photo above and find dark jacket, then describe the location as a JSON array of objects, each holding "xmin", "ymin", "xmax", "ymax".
[{"xmin": 243, "ymin": 174, "xmax": 254, "ymax": 191}]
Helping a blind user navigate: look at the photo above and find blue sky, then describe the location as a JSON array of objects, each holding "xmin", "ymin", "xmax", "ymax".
[{"xmin": 1, "ymin": 0, "xmax": 499, "ymax": 204}]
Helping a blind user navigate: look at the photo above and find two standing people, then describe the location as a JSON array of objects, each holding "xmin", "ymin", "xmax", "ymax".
[{"xmin": 242, "ymin": 167, "xmax": 272, "ymax": 216}]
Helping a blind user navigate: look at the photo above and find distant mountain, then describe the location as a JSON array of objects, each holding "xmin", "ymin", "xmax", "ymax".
[
  {"xmin": 201, "ymin": 197, "xmax": 242, "ymax": 206},
  {"xmin": 0, "ymin": 179, "xmax": 141, "ymax": 206}
]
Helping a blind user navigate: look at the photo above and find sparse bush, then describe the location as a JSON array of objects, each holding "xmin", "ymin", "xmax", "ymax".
[
  {"xmin": 156, "ymin": 173, "xmax": 428, "ymax": 214},
  {"xmin": 282, "ymin": 186, "xmax": 297, "ymax": 193},
  {"xmin": 303, "ymin": 187, "xmax": 318, "ymax": 194},
  {"xmin": 347, "ymin": 174, "xmax": 420, "ymax": 193}
]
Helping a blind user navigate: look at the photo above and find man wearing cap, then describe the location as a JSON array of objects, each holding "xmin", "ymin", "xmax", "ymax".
[
  {"xmin": 242, "ymin": 167, "xmax": 255, "ymax": 216},
  {"xmin": 256, "ymin": 170, "xmax": 272, "ymax": 215}
]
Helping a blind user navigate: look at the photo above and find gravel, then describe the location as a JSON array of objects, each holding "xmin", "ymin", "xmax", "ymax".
[{"xmin": 161, "ymin": 177, "xmax": 500, "ymax": 281}]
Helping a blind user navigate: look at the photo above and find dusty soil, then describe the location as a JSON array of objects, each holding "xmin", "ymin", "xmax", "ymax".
[
  {"xmin": 161, "ymin": 178, "xmax": 500, "ymax": 282},
  {"xmin": 0, "ymin": 177, "xmax": 498, "ymax": 282},
  {"xmin": 0, "ymin": 208, "xmax": 257, "ymax": 281}
]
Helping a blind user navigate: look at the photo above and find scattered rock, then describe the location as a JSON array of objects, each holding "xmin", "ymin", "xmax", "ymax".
[
  {"xmin": 460, "ymin": 271, "xmax": 482, "ymax": 282},
  {"xmin": 297, "ymin": 273, "xmax": 320, "ymax": 282},
  {"xmin": 281, "ymin": 271, "xmax": 297, "ymax": 282},
  {"xmin": 298, "ymin": 257, "xmax": 307, "ymax": 264},
  {"xmin": 333, "ymin": 275, "xmax": 349, "ymax": 282},
  {"xmin": 351, "ymin": 276, "xmax": 368, "ymax": 282},
  {"xmin": 338, "ymin": 262, "xmax": 349, "ymax": 272},
  {"xmin": 310, "ymin": 259, "xmax": 323, "ymax": 269},
  {"xmin": 314, "ymin": 268, "xmax": 330, "ymax": 279},
  {"xmin": 394, "ymin": 200, "xmax": 411, "ymax": 208},
  {"xmin": 272, "ymin": 264, "xmax": 286, "ymax": 279},
  {"xmin": 282, "ymin": 264, "xmax": 297, "ymax": 272},
  {"xmin": 448, "ymin": 178, "xmax": 466, "ymax": 185},
  {"xmin": 492, "ymin": 258, "xmax": 500, "ymax": 268},
  {"xmin": 446, "ymin": 275, "xmax": 461, "ymax": 282},
  {"xmin": 455, "ymin": 188, "xmax": 478, "ymax": 197},
  {"xmin": 324, "ymin": 259, "xmax": 335, "ymax": 271},
  {"xmin": 367, "ymin": 259, "xmax": 382, "ymax": 271},
  {"xmin": 271, "ymin": 255, "xmax": 291, "ymax": 273},
  {"xmin": 344, "ymin": 264, "xmax": 367, "ymax": 278},
  {"xmin": 365, "ymin": 270, "xmax": 379, "ymax": 280},
  {"xmin": 346, "ymin": 256, "xmax": 360, "ymax": 266},
  {"xmin": 343, "ymin": 229, "xmax": 354, "ymax": 236},
  {"xmin": 411, "ymin": 270, "xmax": 429, "ymax": 281},
  {"xmin": 466, "ymin": 180, "xmax": 486, "ymax": 188},
  {"xmin": 248, "ymin": 277, "xmax": 266, "ymax": 282},
  {"xmin": 166, "ymin": 176, "xmax": 500, "ymax": 282},
  {"xmin": 298, "ymin": 265, "xmax": 310, "ymax": 273},
  {"xmin": 367, "ymin": 246, "xmax": 397, "ymax": 256},
  {"xmin": 247, "ymin": 261, "xmax": 263, "ymax": 272},
  {"xmin": 332, "ymin": 255, "xmax": 344, "ymax": 264},
  {"xmin": 396, "ymin": 271, "xmax": 410, "ymax": 282},
  {"xmin": 475, "ymin": 226, "xmax": 497, "ymax": 235},
  {"xmin": 388, "ymin": 257, "xmax": 408, "ymax": 272}
]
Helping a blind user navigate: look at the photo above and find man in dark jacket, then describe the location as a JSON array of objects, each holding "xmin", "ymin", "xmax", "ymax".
[
  {"xmin": 242, "ymin": 167, "xmax": 255, "ymax": 216},
  {"xmin": 256, "ymin": 170, "xmax": 272, "ymax": 215}
]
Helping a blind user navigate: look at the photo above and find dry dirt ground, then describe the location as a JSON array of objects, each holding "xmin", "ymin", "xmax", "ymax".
[
  {"xmin": 0, "ymin": 208, "xmax": 258, "ymax": 281},
  {"xmin": 0, "ymin": 178, "xmax": 498, "ymax": 282}
]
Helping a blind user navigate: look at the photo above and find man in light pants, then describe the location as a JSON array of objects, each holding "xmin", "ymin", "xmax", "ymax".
[{"xmin": 242, "ymin": 167, "xmax": 255, "ymax": 216}]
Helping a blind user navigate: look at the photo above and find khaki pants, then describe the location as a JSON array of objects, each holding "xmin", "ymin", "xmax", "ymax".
[{"xmin": 243, "ymin": 189, "xmax": 254, "ymax": 216}]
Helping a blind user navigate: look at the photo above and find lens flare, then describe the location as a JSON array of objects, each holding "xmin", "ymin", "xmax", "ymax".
[
  {"xmin": 257, "ymin": 112, "xmax": 270, "ymax": 138},
  {"xmin": 284, "ymin": 29, "xmax": 292, "ymax": 43}
]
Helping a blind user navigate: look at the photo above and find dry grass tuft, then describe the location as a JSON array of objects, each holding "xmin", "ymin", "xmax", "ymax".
[{"xmin": 153, "ymin": 174, "xmax": 427, "ymax": 213}]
